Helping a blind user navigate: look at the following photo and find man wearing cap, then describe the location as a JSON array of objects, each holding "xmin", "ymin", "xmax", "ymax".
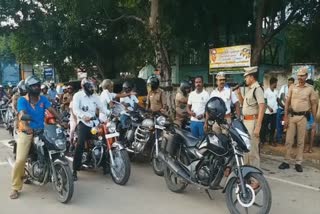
[
  {"xmin": 278, "ymin": 67, "xmax": 317, "ymax": 172},
  {"xmin": 236, "ymin": 66, "xmax": 265, "ymax": 168},
  {"xmin": 208, "ymin": 72, "xmax": 240, "ymax": 134}
]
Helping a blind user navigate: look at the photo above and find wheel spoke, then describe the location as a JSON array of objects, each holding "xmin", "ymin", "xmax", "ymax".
[
  {"xmin": 253, "ymin": 202, "xmax": 263, "ymax": 208},
  {"xmin": 245, "ymin": 207, "xmax": 249, "ymax": 214}
]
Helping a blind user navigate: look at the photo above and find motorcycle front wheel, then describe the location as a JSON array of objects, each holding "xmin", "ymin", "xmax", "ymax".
[
  {"xmin": 151, "ymin": 147, "xmax": 164, "ymax": 176},
  {"xmin": 52, "ymin": 162, "xmax": 74, "ymax": 203},
  {"xmin": 225, "ymin": 172, "xmax": 272, "ymax": 214},
  {"xmin": 164, "ymin": 166, "xmax": 188, "ymax": 193},
  {"xmin": 110, "ymin": 149, "xmax": 131, "ymax": 185}
]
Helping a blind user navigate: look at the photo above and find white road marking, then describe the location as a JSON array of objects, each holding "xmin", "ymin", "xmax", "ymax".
[
  {"xmin": 0, "ymin": 161, "xmax": 8, "ymax": 166},
  {"xmin": 266, "ymin": 175, "xmax": 320, "ymax": 192}
]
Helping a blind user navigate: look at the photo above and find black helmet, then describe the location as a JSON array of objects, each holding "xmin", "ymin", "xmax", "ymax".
[
  {"xmin": 17, "ymin": 80, "xmax": 27, "ymax": 96},
  {"xmin": 205, "ymin": 97, "xmax": 227, "ymax": 122},
  {"xmin": 180, "ymin": 80, "xmax": 191, "ymax": 95},
  {"xmin": 122, "ymin": 81, "xmax": 132, "ymax": 90},
  {"xmin": 25, "ymin": 75, "xmax": 41, "ymax": 96},
  {"xmin": 81, "ymin": 78, "xmax": 95, "ymax": 96},
  {"xmin": 147, "ymin": 76, "xmax": 159, "ymax": 90}
]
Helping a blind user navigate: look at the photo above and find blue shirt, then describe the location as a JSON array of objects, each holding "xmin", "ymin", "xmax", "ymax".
[{"xmin": 17, "ymin": 95, "xmax": 51, "ymax": 129}]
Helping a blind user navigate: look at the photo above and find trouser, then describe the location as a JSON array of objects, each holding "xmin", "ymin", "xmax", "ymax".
[
  {"xmin": 12, "ymin": 132, "xmax": 33, "ymax": 191},
  {"xmin": 120, "ymin": 114, "xmax": 130, "ymax": 129},
  {"xmin": 190, "ymin": 121, "xmax": 205, "ymax": 139},
  {"xmin": 212, "ymin": 118, "xmax": 231, "ymax": 135},
  {"xmin": 243, "ymin": 119, "xmax": 260, "ymax": 168},
  {"xmin": 260, "ymin": 113, "xmax": 277, "ymax": 143},
  {"xmin": 276, "ymin": 108, "xmax": 284, "ymax": 142},
  {"xmin": 73, "ymin": 122, "xmax": 92, "ymax": 171},
  {"xmin": 284, "ymin": 115, "xmax": 307, "ymax": 165}
]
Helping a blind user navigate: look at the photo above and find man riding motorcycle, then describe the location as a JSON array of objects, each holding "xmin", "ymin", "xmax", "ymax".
[{"xmin": 10, "ymin": 75, "xmax": 62, "ymax": 199}]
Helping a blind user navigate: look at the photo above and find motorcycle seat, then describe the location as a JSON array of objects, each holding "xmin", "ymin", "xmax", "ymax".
[{"xmin": 175, "ymin": 128, "xmax": 199, "ymax": 147}]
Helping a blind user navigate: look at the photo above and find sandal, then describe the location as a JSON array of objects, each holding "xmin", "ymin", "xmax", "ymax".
[
  {"xmin": 308, "ymin": 150, "xmax": 313, "ymax": 153},
  {"xmin": 9, "ymin": 190, "xmax": 19, "ymax": 199}
]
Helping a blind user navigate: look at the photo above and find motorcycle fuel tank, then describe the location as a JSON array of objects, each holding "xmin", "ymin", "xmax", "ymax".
[{"xmin": 198, "ymin": 133, "xmax": 230, "ymax": 156}]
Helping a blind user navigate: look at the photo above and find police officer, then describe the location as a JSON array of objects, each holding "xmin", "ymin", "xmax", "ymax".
[
  {"xmin": 174, "ymin": 80, "xmax": 191, "ymax": 128},
  {"xmin": 278, "ymin": 67, "xmax": 317, "ymax": 172},
  {"xmin": 146, "ymin": 76, "xmax": 167, "ymax": 113},
  {"xmin": 209, "ymin": 72, "xmax": 240, "ymax": 134},
  {"xmin": 236, "ymin": 66, "xmax": 265, "ymax": 168}
]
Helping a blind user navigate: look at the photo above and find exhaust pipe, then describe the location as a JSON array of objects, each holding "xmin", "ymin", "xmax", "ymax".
[{"xmin": 158, "ymin": 152, "xmax": 193, "ymax": 184}]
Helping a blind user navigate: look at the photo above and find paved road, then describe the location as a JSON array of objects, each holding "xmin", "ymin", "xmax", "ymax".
[{"xmin": 0, "ymin": 127, "xmax": 319, "ymax": 214}]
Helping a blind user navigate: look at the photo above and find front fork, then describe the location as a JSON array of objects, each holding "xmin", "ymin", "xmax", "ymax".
[{"xmin": 233, "ymin": 145, "xmax": 248, "ymax": 198}]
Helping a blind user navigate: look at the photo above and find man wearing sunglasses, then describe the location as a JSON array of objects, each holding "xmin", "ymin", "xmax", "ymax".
[{"xmin": 207, "ymin": 72, "xmax": 240, "ymax": 134}]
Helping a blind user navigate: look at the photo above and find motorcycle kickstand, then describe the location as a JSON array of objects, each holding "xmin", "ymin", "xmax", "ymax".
[{"xmin": 205, "ymin": 189, "xmax": 214, "ymax": 200}]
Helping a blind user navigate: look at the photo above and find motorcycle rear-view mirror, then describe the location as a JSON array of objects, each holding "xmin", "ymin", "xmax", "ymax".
[{"xmin": 20, "ymin": 114, "xmax": 32, "ymax": 121}]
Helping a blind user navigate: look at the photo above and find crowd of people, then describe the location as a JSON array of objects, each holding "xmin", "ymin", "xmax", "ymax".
[{"xmin": 4, "ymin": 65, "xmax": 319, "ymax": 199}]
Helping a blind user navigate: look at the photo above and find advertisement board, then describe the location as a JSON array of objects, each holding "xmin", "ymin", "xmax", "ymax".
[
  {"xmin": 0, "ymin": 62, "xmax": 20, "ymax": 85},
  {"xmin": 292, "ymin": 64, "xmax": 315, "ymax": 80},
  {"xmin": 209, "ymin": 45, "xmax": 251, "ymax": 72}
]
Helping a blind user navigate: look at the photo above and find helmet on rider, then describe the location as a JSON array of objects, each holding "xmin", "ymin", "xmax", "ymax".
[
  {"xmin": 147, "ymin": 76, "xmax": 159, "ymax": 91},
  {"xmin": 17, "ymin": 80, "xmax": 27, "ymax": 96},
  {"xmin": 205, "ymin": 97, "xmax": 227, "ymax": 123},
  {"xmin": 179, "ymin": 80, "xmax": 191, "ymax": 95},
  {"xmin": 81, "ymin": 78, "xmax": 95, "ymax": 96},
  {"xmin": 25, "ymin": 75, "xmax": 41, "ymax": 96},
  {"xmin": 122, "ymin": 81, "xmax": 132, "ymax": 93}
]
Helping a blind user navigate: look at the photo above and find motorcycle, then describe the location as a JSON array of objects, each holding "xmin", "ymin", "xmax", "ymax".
[
  {"xmin": 81, "ymin": 112, "xmax": 131, "ymax": 185},
  {"xmin": 0, "ymin": 97, "xmax": 9, "ymax": 123},
  {"xmin": 9, "ymin": 114, "xmax": 74, "ymax": 203},
  {"xmin": 4, "ymin": 105, "xmax": 15, "ymax": 136},
  {"xmin": 159, "ymin": 118, "xmax": 272, "ymax": 214}
]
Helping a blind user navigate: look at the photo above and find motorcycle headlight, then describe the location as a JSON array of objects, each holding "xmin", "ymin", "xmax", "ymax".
[
  {"xmin": 107, "ymin": 121, "xmax": 117, "ymax": 133},
  {"xmin": 55, "ymin": 139, "xmax": 66, "ymax": 150},
  {"xmin": 91, "ymin": 127, "xmax": 98, "ymax": 135},
  {"xmin": 156, "ymin": 116, "xmax": 166, "ymax": 126}
]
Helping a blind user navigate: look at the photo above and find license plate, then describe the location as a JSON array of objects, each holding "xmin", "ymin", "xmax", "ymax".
[{"xmin": 105, "ymin": 132, "xmax": 119, "ymax": 139}]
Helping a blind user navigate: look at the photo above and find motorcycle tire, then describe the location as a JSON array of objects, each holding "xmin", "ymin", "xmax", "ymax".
[
  {"xmin": 225, "ymin": 172, "xmax": 272, "ymax": 214},
  {"xmin": 164, "ymin": 166, "xmax": 188, "ymax": 193},
  {"xmin": 52, "ymin": 162, "xmax": 74, "ymax": 203},
  {"xmin": 151, "ymin": 147, "xmax": 164, "ymax": 176},
  {"xmin": 110, "ymin": 149, "xmax": 131, "ymax": 185}
]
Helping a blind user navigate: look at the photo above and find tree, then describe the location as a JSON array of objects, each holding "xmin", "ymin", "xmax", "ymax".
[{"xmin": 251, "ymin": 0, "xmax": 320, "ymax": 65}]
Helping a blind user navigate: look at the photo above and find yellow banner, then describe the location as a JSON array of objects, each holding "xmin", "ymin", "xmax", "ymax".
[{"xmin": 209, "ymin": 45, "xmax": 251, "ymax": 69}]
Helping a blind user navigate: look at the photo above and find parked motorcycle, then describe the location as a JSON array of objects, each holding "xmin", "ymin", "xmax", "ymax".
[
  {"xmin": 4, "ymin": 105, "xmax": 15, "ymax": 136},
  {"xmin": 9, "ymin": 114, "xmax": 74, "ymax": 203},
  {"xmin": 159, "ymin": 118, "xmax": 272, "ymax": 214}
]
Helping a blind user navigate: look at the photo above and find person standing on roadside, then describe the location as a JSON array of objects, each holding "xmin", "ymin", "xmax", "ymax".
[
  {"xmin": 278, "ymin": 67, "xmax": 317, "ymax": 172},
  {"xmin": 260, "ymin": 77, "xmax": 278, "ymax": 147},
  {"xmin": 208, "ymin": 72, "xmax": 240, "ymax": 134},
  {"xmin": 236, "ymin": 66, "xmax": 265, "ymax": 168},
  {"xmin": 276, "ymin": 77, "xmax": 295, "ymax": 144},
  {"xmin": 187, "ymin": 76, "xmax": 210, "ymax": 139}
]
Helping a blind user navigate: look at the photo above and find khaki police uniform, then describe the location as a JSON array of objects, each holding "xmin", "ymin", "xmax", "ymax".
[
  {"xmin": 174, "ymin": 90, "xmax": 189, "ymax": 127},
  {"xmin": 284, "ymin": 83, "xmax": 317, "ymax": 165},
  {"xmin": 62, "ymin": 92, "xmax": 73, "ymax": 111},
  {"xmin": 242, "ymin": 81, "xmax": 265, "ymax": 168},
  {"xmin": 147, "ymin": 88, "xmax": 166, "ymax": 112}
]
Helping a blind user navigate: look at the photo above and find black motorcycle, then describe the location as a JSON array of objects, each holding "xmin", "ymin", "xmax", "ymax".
[
  {"xmin": 9, "ymin": 114, "xmax": 74, "ymax": 203},
  {"xmin": 159, "ymin": 118, "xmax": 272, "ymax": 214}
]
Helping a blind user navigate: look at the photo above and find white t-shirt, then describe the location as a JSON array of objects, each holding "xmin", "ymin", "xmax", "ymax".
[
  {"xmin": 120, "ymin": 94, "xmax": 139, "ymax": 108},
  {"xmin": 100, "ymin": 89, "xmax": 116, "ymax": 111},
  {"xmin": 187, "ymin": 89, "xmax": 210, "ymax": 122},
  {"xmin": 210, "ymin": 87, "xmax": 238, "ymax": 114},
  {"xmin": 264, "ymin": 88, "xmax": 278, "ymax": 114}
]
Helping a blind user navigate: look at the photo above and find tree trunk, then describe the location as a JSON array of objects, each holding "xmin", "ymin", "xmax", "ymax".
[
  {"xmin": 149, "ymin": 0, "xmax": 174, "ymax": 118},
  {"xmin": 251, "ymin": 0, "xmax": 266, "ymax": 66}
]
